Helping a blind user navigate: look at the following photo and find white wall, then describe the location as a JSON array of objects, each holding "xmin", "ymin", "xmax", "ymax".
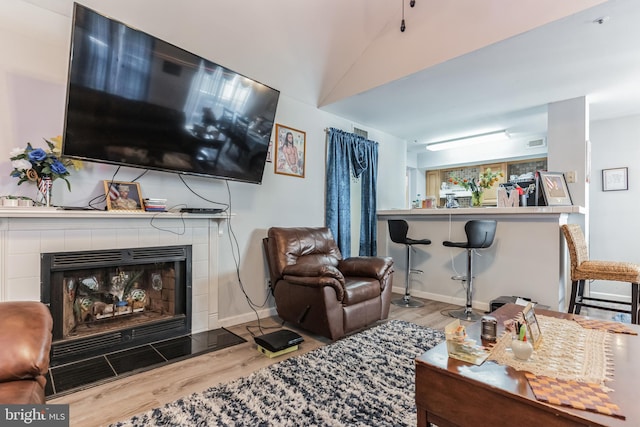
[
  {"xmin": 377, "ymin": 135, "xmax": 407, "ymax": 210},
  {"xmin": 0, "ymin": 1, "xmax": 405, "ymax": 325},
  {"xmin": 547, "ymin": 97, "xmax": 589, "ymax": 210},
  {"xmin": 589, "ymin": 114, "xmax": 640, "ymax": 298}
]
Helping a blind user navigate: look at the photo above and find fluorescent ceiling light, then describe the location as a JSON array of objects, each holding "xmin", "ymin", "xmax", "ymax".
[{"xmin": 425, "ymin": 130, "xmax": 510, "ymax": 151}]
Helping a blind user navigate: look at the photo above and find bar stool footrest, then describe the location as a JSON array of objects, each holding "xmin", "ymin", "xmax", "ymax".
[
  {"xmin": 448, "ymin": 308, "xmax": 482, "ymax": 322},
  {"xmin": 392, "ymin": 296, "xmax": 425, "ymax": 308}
]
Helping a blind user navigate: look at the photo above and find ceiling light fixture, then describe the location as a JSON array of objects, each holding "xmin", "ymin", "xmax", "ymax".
[
  {"xmin": 400, "ymin": 0, "xmax": 415, "ymax": 32},
  {"xmin": 425, "ymin": 130, "xmax": 510, "ymax": 151}
]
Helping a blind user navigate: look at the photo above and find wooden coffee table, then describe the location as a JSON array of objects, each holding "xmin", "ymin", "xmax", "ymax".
[{"xmin": 415, "ymin": 304, "xmax": 638, "ymax": 427}]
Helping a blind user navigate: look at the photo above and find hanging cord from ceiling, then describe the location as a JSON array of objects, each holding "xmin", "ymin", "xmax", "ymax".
[{"xmin": 401, "ymin": 0, "xmax": 416, "ymax": 32}]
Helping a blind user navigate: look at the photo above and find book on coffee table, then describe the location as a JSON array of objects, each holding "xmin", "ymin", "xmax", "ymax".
[{"xmin": 445, "ymin": 319, "xmax": 490, "ymax": 365}]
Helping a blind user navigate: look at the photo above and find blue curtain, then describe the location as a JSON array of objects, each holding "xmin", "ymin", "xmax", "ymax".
[
  {"xmin": 326, "ymin": 128, "xmax": 379, "ymax": 257},
  {"xmin": 352, "ymin": 136, "xmax": 378, "ymax": 256},
  {"xmin": 326, "ymin": 129, "xmax": 353, "ymax": 256}
]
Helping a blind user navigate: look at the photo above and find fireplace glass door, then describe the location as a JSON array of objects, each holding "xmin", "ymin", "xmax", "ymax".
[{"xmin": 41, "ymin": 245, "xmax": 192, "ymax": 365}]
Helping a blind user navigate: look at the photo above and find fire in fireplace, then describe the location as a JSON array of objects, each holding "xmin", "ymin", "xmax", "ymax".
[{"xmin": 41, "ymin": 245, "xmax": 192, "ymax": 365}]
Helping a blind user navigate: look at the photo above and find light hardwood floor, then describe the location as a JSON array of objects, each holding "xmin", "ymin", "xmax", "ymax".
[{"xmin": 50, "ymin": 297, "xmax": 464, "ymax": 427}]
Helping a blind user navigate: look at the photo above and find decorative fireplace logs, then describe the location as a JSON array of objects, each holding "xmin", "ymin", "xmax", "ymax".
[{"xmin": 60, "ymin": 268, "xmax": 174, "ymax": 336}]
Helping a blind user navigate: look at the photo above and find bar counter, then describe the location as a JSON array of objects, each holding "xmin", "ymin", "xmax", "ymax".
[{"xmin": 377, "ymin": 206, "xmax": 585, "ymax": 311}]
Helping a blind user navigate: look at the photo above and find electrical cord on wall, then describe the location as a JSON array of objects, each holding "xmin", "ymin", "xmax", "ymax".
[
  {"xmin": 177, "ymin": 175, "xmax": 275, "ymax": 337},
  {"xmin": 178, "ymin": 174, "xmax": 230, "ymax": 211},
  {"xmin": 221, "ymin": 180, "xmax": 280, "ymax": 337},
  {"xmin": 146, "ymin": 173, "xmax": 230, "ymax": 236},
  {"xmin": 87, "ymin": 166, "xmax": 125, "ymax": 209}
]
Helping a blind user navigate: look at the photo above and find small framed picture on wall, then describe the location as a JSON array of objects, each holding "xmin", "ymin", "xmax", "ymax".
[{"xmin": 602, "ymin": 167, "xmax": 628, "ymax": 191}]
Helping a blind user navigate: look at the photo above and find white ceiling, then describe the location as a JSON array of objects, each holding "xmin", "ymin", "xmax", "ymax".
[
  {"xmin": 21, "ymin": 0, "xmax": 640, "ymax": 151},
  {"xmin": 322, "ymin": 0, "xmax": 640, "ymax": 151}
]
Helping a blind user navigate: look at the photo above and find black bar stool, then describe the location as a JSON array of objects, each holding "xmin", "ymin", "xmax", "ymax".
[
  {"xmin": 388, "ymin": 220, "xmax": 431, "ymax": 307},
  {"xmin": 443, "ymin": 220, "xmax": 497, "ymax": 321}
]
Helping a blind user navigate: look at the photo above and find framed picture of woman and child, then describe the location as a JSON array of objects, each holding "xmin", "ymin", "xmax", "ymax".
[{"xmin": 274, "ymin": 124, "xmax": 306, "ymax": 178}]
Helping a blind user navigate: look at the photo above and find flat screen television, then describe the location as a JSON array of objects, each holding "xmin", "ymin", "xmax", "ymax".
[{"xmin": 62, "ymin": 3, "xmax": 280, "ymax": 184}]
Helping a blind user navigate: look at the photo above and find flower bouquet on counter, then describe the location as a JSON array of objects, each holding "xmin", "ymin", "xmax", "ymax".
[{"xmin": 449, "ymin": 168, "xmax": 504, "ymax": 207}]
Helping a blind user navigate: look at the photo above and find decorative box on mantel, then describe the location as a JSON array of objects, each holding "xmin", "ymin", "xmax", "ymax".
[{"xmin": 0, "ymin": 209, "xmax": 229, "ymax": 334}]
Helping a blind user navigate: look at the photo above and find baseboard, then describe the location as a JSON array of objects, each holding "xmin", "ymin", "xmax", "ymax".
[
  {"xmin": 391, "ymin": 286, "xmax": 490, "ymax": 312},
  {"xmin": 588, "ymin": 291, "xmax": 631, "ymax": 303},
  {"xmin": 217, "ymin": 306, "xmax": 278, "ymax": 328}
]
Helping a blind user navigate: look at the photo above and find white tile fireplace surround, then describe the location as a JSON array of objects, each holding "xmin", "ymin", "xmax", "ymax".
[{"xmin": 0, "ymin": 209, "xmax": 227, "ymax": 333}]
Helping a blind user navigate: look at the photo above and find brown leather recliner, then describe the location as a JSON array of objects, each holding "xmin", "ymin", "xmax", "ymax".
[
  {"xmin": 264, "ymin": 227, "xmax": 394, "ymax": 340},
  {"xmin": 0, "ymin": 301, "xmax": 53, "ymax": 404}
]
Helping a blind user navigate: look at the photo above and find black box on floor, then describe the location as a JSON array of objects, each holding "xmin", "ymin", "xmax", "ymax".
[
  {"xmin": 254, "ymin": 329, "xmax": 304, "ymax": 353},
  {"xmin": 489, "ymin": 296, "xmax": 532, "ymax": 312}
]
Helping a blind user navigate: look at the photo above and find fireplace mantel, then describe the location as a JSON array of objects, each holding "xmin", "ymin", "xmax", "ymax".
[
  {"xmin": 0, "ymin": 207, "xmax": 230, "ymax": 219},
  {"xmin": 0, "ymin": 208, "xmax": 228, "ymax": 334}
]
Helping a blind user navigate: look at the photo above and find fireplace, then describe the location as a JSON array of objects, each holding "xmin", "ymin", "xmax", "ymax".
[{"xmin": 41, "ymin": 245, "xmax": 192, "ymax": 366}]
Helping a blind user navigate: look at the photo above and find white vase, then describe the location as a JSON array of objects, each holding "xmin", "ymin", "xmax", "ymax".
[{"xmin": 511, "ymin": 339, "xmax": 533, "ymax": 361}]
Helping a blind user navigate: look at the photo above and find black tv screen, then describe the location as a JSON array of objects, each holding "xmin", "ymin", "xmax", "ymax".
[{"xmin": 62, "ymin": 3, "xmax": 280, "ymax": 184}]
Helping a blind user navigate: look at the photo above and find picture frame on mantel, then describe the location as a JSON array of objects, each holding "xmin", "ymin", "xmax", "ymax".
[
  {"xmin": 104, "ymin": 181, "xmax": 145, "ymax": 211},
  {"xmin": 538, "ymin": 171, "xmax": 572, "ymax": 206},
  {"xmin": 274, "ymin": 124, "xmax": 306, "ymax": 178},
  {"xmin": 602, "ymin": 167, "xmax": 628, "ymax": 191}
]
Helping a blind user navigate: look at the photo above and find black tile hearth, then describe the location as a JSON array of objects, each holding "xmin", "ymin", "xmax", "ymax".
[
  {"xmin": 192, "ymin": 327, "xmax": 251, "ymax": 351},
  {"xmin": 153, "ymin": 335, "xmax": 195, "ymax": 360},
  {"xmin": 46, "ymin": 328, "xmax": 246, "ymax": 398},
  {"xmin": 107, "ymin": 345, "xmax": 166, "ymax": 374},
  {"xmin": 48, "ymin": 356, "xmax": 116, "ymax": 396}
]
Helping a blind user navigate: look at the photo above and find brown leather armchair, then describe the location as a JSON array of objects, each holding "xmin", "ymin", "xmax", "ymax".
[
  {"xmin": 264, "ymin": 227, "xmax": 394, "ymax": 340},
  {"xmin": 0, "ymin": 301, "xmax": 53, "ymax": 404}
]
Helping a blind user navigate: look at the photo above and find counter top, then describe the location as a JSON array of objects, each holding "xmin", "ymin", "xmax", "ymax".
[
  {"xmin": 378, "ymin": 206, "xmax": 585, "ymax": 216},
  {"xmin": 377, "ymin": 206, "xmax": 581, "ymax": 312}
]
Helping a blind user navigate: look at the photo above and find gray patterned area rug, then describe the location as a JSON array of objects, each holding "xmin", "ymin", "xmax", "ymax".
[{"xmin": 110, "ymin": 320, "xmax": 445, "ymax": 427}]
